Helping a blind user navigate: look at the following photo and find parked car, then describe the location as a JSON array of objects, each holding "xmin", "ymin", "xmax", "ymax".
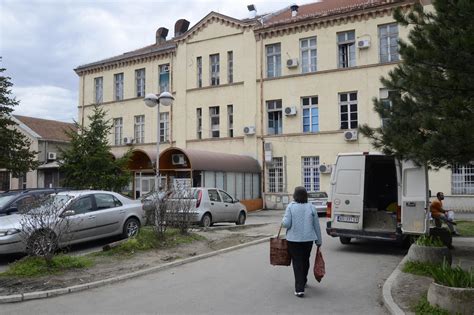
[
  {"xmin": 0, "ymin": 190, "xmax": 146, "ymax": 255},
  {"xmin": 0, "ymin": 188, "xmax": 66, "ymax": 216},
  {"xmin": 308, "ymin": 191, "xmax": 328, "ymax": 215}
]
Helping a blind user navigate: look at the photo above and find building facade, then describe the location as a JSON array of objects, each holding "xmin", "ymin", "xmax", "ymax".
[{"xmin": 75, "ymin": 0, "xmax": 473, "ymax": 210}]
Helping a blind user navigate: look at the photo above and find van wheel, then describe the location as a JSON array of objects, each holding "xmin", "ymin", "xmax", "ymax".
[
  {"xmin": 340, "ymin": 237, "xmax": 351, "ymax": 244},
  {"xmin": 200, "ymin": 213, "xmax": 212, "ymax": 228}
]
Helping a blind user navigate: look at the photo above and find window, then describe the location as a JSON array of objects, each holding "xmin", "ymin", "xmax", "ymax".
[
  {"xmin": 0, "ymin": 171, "xmax": 9, "ymax": 191},
  {"xmin": 114, "ymin": 73, "xmax": 124, "ymax": 101},
  {"xmin": 266, "ymin": 43, "xmax": 281, "ymax": 78},
  {"xmin": 95, "ymin": 194, "xmax": 120, "ymax": 210},
  {"xmin": 268, "ymin": 157, "xmax": 284, "ymax": 193},
  {"xmin": 159, "ymin": 64, "xmax": 170, "ymax": 93},
  {"xmin": 302, "ymin": 156, "xmax": 320, "ymax": 192},
  {"xmin": 197, "ymin": 57, "xmax": 202, "ymax": 88},
  {"xmin": 227, "ymin": 51, "xmax": 233, "ymax": 84},
  {"xmin": 300, "ymin": 37, "xmax": 317, "ymax": 73},
  {"xmin": 159, "ymin": 112, "xmax": 169, "ymax": 142},
  {"xmin": 267, "ymin": 100, "xmax": 282, "ymax": 135},
  {"xmin": 209, "ymin": 106, "xmax": 220, "ymax": 138},
  {"xmin": 210, "ymin": 54, "xmax": 220, "ymax": 86},
  {"xmin": 338, "ymin": 31, "xmax": 356, "ymax": 68},
  {"xmin": 113, "ymin": 118, "xmax": 123, "ymax": 146},
  {"xmin": 69, "ymin": 196, "xmax": 94, "ymax": 215},
  {"xmin": 339, "ymin": 92, "xmax": 358, "ymax": 129},
  {"xmin": 379, "ymin": 23, "xmax": 399, "ymax": 63},
  {"xmin": 208, "ymin": 189, "xmax": 221, "ymax": 202},
  {"xmin": 227, "ymin": 105, "xmax": 233, "ymax": 138},
  {"xmin": 379, "ymin": 89, "xmax": 399, "ymax": 128},
  {"xmin": 196, "ymin": 108, "xmax": 202, "ymax": 139},
  {"xmin": 452, "ymin": 164, "xmax": 474, "ymax": 195},
  {"xmin": 134, "ymin": 115, "xmax": 145, "ymax": 144},
  {"xmin": 135, "ymin": 68, "xmax": 146, "ymax": 97},
  {"xmin": 94, "ymin": 77, "xmax": 103, "ymax": 103},
  {"xmin": 302, "ymin": 96, "xmax": 319, "ymax": 133},
  {"xmin": 219, "ymin": 190, "xmax": 233, "ymax": 203}
]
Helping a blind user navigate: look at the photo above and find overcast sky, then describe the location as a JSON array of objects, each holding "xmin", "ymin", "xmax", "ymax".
[{"xmin": 0, "ymin": 0, "xmax": 308, "ymax": 123}]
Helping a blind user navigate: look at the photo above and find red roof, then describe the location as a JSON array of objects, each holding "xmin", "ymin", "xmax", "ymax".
[{"xmin": 14, "ymin": 115, "xmax": 76, "ymax": 142}]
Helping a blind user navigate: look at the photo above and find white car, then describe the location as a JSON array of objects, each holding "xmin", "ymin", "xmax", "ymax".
[{"xmin": 0, "ymin": 190, "xmax": 146, "ymax": 255}]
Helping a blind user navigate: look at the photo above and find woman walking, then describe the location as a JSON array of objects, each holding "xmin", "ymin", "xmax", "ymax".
[{"xmin": 282, "ymin": 186, "xmax": 322, "ymax": 297}]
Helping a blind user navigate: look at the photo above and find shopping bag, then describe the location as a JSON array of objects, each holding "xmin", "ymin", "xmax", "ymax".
[
  {"xmin": 447, "ymin": 210, "xmax": 455, "ymax": 221},
  {"xmin": 313, "ymin": 247, "xmax": 325, "ymax": 282},
  {"xmin": 270, "ymin": 225, "xmax": 291, "ymax": 266}
]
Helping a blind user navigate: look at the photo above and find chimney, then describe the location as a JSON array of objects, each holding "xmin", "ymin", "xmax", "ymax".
[
  {"xmin": 290, "ymin": 4, "xmax": 299, "ymax": 17},
  {"xmin": 174, "ymin": 19, "xmax": 190, "ymax": 37},
  {"xmin": 247, "ymin": 4, "xmax": 257, "ymax": 19},
  {"xmin": 156, "ymin": 27, "xmax": 169, "ymax": 44}
]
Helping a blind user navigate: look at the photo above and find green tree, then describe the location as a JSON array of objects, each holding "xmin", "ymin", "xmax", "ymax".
[
  {"xmin": 60, "ymin": 105, "xmax": 131, "ymax": 191},
  {"xmin": 0, "ymin": 61, "xmax": 39, "ymax": 177},
  {"xmin": 360, "ymin": 0, "xmax": 474, "ymax": 168}
]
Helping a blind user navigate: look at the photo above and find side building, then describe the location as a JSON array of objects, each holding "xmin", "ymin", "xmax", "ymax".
[{"xmin": 74, "ymin": 0, "xmax": 473, "ymax": 210}]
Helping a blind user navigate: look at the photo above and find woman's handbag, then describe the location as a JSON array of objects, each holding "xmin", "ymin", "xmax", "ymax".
[
  {"xmin": 313, "ymin": 246, "xmax": 325, "ymax": 282},
  {"xmin": 269, "ymin": 225, "xmax": 291, "ymax": 266}
]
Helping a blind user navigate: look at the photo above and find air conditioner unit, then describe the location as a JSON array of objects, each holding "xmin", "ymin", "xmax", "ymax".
[
  {"xmin": 344, "ymin": 130, "xmax": 358, "ymax": 141},
  {"xmin": 47, "ymin": 152, "xmax": 57, "ymax": 161},
  {"xmin": 172, "ymin": 154, "xmax": 186, "ymax": 165},
  {"xmin": 284, "ymin": 106, "xmax": 297, "ymax": 116},
  {"xmin": 286, "ymin": 58, "xmax": 299, "ymax": 68},
  {"xmin": 357, "ymin": 39, "xmax": 370, "ymax": 49},
  {"xmin": 318, "ymin": 164, "xmax": 332, "ymax": 174},
  {"xmin": 123, "ymin": 137, "xmax": 134, "ymax": 145},
  {"xmin": 243, "ymin": 126, "xmax": 256, "ymax": 135}
]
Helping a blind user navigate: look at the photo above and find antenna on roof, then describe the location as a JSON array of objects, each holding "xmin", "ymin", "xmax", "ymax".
[
  {"xmin": 290, "ymin": 4, "xmax": 299, "ymax": 17},
  {"xmin": 247, "ymin": 4, "xmax": 257, "ymax": 19}
]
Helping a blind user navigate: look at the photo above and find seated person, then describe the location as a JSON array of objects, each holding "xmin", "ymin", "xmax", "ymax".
[{"xmin": 430, "ymin": 192, "xmax": 459, "ymax": 236}]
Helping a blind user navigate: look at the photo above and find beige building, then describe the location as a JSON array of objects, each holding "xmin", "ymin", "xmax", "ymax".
[{"xmin": 74, "ymin": 0, "xmax": 473, "ymax": 210}]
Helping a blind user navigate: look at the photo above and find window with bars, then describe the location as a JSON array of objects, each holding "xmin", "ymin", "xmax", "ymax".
[
  {"xmin": 266, "ymin": 43, "xmax": 281, "ymax": 78},
  {"xmin": 268, "ymin": 157, "xmax": 284, "ymax": 193},
  {"xmin": 339, "ymin": 92, "xmax": 358, "ymax": 129},
  {"xmin": 300, "ymin": 37, "xmax": 317, "ymax": 73},
  {"xmin": 338, "ymin": 30, "xmax": 356, "ymax": 68},
  {"xmin": 196, "ymin": 108, "xmax": 202, "ymax": 139},
  {"xmin": 209, "ymin": 106, "xmax": 220, "ymax": 138},
  {"xmin": 159, "ymin": 64, "xmax": 170, "ymax": 93},
  {"xmin": 267, "ymin": 100, "xmax": 282, "ymax": 135},
  {"xmin": 302, "ymin": 96, "xmax": 319, "ymax": 133},
  {"xmin": 0, "ymin": 171, "xmax": 10, "ymax": 191},
  {"xmin": 114, "ymin": 73, "xmax": 124, "ymax": 101},
  {"xmin": 302, "ymin": 156, "xmax": 320, "ymax": 192},
  {"xmin": 113, "ymin": 118, "xmax": 123, "ymax": 146},
  {"xmin": 210, "ymin": 54, "xmax": 220, "ymax": 86},
  {"xmin": 227, "ymin": 51, "xmax": 233, "ymax": 84},
  {"xmin": 227, "ymin": 104, "xmax": 233, "ymax": 138},
  {"xmin": 135, "ymin": 68, "xmax": 146, "ymax": 97},
  {"xmin": 134, "ymin": 115, "xmax": 145, "ymax": 144},
  {"xmin": 379, "ymin": 23, "xmax": 399, "ymax": 63},
  {"xmin": 160, "ymin": 112, "xmax": 169, "ymax": 142},
  {"xmin": 94, "ymin": 77, "xmax": 103, "ymax": 103},
  {"xmin": 452, "ymin": 164, "xmax": 474, "ymax": 195}
]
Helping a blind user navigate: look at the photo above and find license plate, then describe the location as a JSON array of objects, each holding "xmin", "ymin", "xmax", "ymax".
[
  {"xmin": 337, "ymin": 215, "xmax": 359, "ymax": 223},
  {"xmin": 312, "ymin": 201, "xmax": 323, "ymax": 205}
]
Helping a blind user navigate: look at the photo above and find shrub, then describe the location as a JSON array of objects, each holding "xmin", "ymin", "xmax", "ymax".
[
  {"xmin": 431, "ymin": 262, "xmax": 473, "ymax": 288},
  {"xmin": 414, "ymin": 235, "xmax": 444, "ymax": 247}
]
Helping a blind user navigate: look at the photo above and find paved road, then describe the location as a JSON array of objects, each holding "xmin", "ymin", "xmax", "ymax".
[{"xmin": 2, "ymin": 213, "xmax": 407, "ymax": 315}]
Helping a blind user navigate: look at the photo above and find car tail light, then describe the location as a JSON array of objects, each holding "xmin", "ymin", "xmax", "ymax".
[
  {"xmin": 326, "ymin": 201, "xmax": 332, "ymax": 218},
  {"xmin": 396, "ymin": 205, "xmax": 401, "ymax": 223},
  {"xmin": 195, "ymin": 190, "xmax": 203, "ymax": 208}
]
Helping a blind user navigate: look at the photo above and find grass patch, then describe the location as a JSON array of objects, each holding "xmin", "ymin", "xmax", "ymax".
[
  {"xmin": 0, "ymin": 255, "xmax": 93, "ymax": 278},
  {"xmin": 456, "ymin": 220, "xmax": 474, "ymax": 237},
  {"xmin": 414, "ymin": 235, "xmax": 444, "ymax": 247},
  {"xmin": 403, "ymin": 261, "xmax": 440, "ymax": 277},
  {"xmin": 413, "ymin": 296, "xmax": 450, "ymax": 315},
  {"xmin": 97, "ymin": 227, "xmax": 205, "ymax": 257}
]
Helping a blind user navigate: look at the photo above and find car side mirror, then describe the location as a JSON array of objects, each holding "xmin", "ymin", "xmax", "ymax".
[
  {"xmin": 234, "ymin": 199, "xmax": 239, "ymax": 203},
  {"xmin": 61, "ymin": 210, "xmax": 76, "ymax": 217}
]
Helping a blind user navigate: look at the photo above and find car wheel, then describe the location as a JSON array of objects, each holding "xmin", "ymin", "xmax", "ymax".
[
  {"xmin": 123, "ymin": 217, "xmax": 140, "ymax": 238},
  {"xmin": 339, "ymin": 236, "xmax": 351, "ymax": 245},
  {"xmin": 27, "ymin": 230, "xmax": 57, "ymax": 256},
  {"xmin": 235, "ymin": 211, "xmax": 246, "ymax": 225},
  {"xmin": 200, "ymin": 213, "xmax": 212, "ymax": 228}
]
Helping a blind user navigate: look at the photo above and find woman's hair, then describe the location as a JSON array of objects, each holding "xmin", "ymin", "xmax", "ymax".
[{"xmin": 293, "ymin": 186, "xmax": 308, "ymax": 204}]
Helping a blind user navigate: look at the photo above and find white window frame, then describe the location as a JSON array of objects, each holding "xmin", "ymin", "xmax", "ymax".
[
  {"xmin": 339, "ymin": 92, "xmax": 358, "ymax": 130},
  {"xmin": 113, "ymin": 118, "xmax": 123, "ymax": 146},
  {"xmin": 159, "ymin": 112, "xmax": 169, "ymax": 142},
  {"xmin": 135, "ymin": 68, "xmax": 146, "ymax": 97},
  {"xmin": 196, "ymin": 108, "xmax": 202, "ymax": 139},
  {"xmin": 302, "ymin": 156, "xmax": 320, "ymax": 192},
  {"xmin": 266, "ymin": 43, "xmax": 281, "ymax": 78},
  {"xmin": 94, "ymin": 77, "xmax": 103, "ymax": 103},
  {"xmin": 114, "ymin": 73, "xmax": 124, "ymax": 101},
  {"xmin": 227, "ymin": 104, "xmax": 233, "ymax": 138},
  {"xmin": 134, "ymin": 115, "xmax": 145, "ymax": 144},
  {"xmin": 209, "ymin": 106, "xmax": 220, "ymax": 138},
  {"xmin": 227, "ymin": 51, "xmax": 233, "ymax": 84},
  {"xmin": 300, "ymin": 37, "xmax": 317, "ymax": 73},
  {"xmin": 302, "ymin": 96, "xmax": 319, "ymax": 133},
  {"xmin": 159, "ymin": 64, "xmax": 170, "ymax": 93},
  {"xmin": 337, "ymin": 30, "xmax": 356, "ymax": 68},
  {"xmin": 452, "ymin": 164, "xmax": 474, "ymax": 195},
  {"xmin": 268, "ymin": 157, "xmax": 285, "ymax": 193},
  {"xmin": 210, "ymin": 54, "xmax": 220, "ymax": 86},
  {"xmin": 379, "ymin": 23, "xmax": 399, "ymax": 63}
]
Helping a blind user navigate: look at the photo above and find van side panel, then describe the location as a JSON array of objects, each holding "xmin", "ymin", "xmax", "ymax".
[{"xmin": 331, "ymin": 155, "xmax": 365, "ymax": 231}]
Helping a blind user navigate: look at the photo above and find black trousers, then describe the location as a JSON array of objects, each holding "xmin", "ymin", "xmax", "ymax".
[{"xmin": 287, "ymin": 241, "xmax": 313, "ymax": 292}]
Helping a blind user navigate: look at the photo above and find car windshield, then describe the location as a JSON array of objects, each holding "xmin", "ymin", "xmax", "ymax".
[
  {"xmin": 0, "ymin": 194, "xmax": 18, "ymax": 208},
  {"xmin": 308, "ymin": 192, "xmax": 327, "ymax": 199}
]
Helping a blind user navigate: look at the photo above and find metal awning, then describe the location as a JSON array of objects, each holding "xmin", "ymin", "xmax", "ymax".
[{"xmin": 37, "ymin": 161, "xmax": 60, "ymax": 169}]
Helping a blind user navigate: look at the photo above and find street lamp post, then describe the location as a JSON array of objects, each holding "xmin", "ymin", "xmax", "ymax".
[{"xmin": 144, "ymin": 91, "xmax": 174, "ymax": 193}]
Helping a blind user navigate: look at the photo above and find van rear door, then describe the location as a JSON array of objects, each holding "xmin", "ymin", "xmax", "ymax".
[
  {"xmin": 331, "ymin": 154, "xmax": 365, "ymax": 231},
  {"xmin": 401, "ymin": 160, "xmax": 429, "ymax": 234}
]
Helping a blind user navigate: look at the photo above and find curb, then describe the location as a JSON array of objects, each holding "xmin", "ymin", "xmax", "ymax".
[
  {"xmin": 383, "ymin": 255, "xmax": 409, "ymax": 315},
  {"xmin": 0, "ymin": 236, "xmax": 272, "ymax": 304}
]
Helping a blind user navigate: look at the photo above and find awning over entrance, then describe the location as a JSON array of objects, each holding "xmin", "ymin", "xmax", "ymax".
[{"xmin": 37, "ymin": 161, "xmax": 60, "ymax": 169}]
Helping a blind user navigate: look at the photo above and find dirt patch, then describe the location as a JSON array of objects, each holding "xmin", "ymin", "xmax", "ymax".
[{"xmin": 0, "ymin": 225, "xmax": 272, "ymax": 296}]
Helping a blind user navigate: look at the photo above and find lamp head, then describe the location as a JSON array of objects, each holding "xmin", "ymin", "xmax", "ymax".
[
  {"xmin": 158, "ymin": 91, "xmax": 174, "ymax": 107},
  {"xmin": 144, "ymin": 93, "xmax": 159, "ymax": 108}
]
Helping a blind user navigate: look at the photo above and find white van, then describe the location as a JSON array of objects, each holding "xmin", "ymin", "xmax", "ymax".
[{"xmin": 326, "ymin": 152, "xmax": 430, "ymax": 245}]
